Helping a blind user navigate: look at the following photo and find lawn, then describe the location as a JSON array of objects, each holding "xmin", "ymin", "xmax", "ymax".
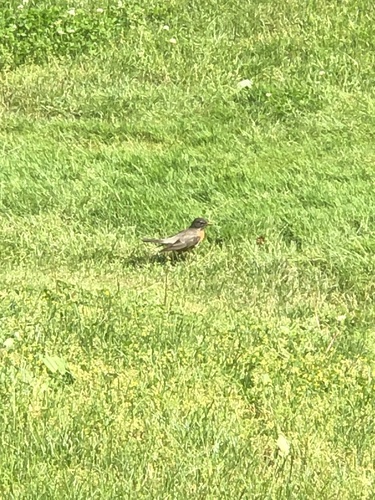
[{"xmin": 0, "ymin": 0, "xmax": 375, "ymax": 498}]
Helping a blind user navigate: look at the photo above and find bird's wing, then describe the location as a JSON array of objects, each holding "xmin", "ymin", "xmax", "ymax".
[
  {"xmin": 161, "ymin": 235, "xmax": 201, "ymax": 252},
  {"xmin": 157, "ymin": 228, "xmax": 192, "ymax": 245},
  {"xmin": 158, "ymin": 234, "xmax": 181, "ymax": 245},
  {"xmin": 143, "ymin": 233, "xmax": 181, "ymax": 245}
]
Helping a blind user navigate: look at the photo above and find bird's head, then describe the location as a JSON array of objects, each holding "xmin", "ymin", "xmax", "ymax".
[{"xmin": 190, "ymin": 218, "xmax": 211, "ymax": 229}]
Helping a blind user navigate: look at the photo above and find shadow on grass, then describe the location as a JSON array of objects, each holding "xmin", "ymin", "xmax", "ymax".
[{"xmin": 124, "ymin": 251, "xmax": 188, "ymax": 268}]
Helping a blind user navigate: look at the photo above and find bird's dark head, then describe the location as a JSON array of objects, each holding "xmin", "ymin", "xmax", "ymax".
[{"xmin": 190, "ymin": 218, "xmax": 211, "ymax": 229}]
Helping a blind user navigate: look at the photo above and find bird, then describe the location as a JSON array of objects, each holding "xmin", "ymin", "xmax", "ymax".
[{"xmin": 142, "ymin": 217, "xmax": 211, "ymax": 253}]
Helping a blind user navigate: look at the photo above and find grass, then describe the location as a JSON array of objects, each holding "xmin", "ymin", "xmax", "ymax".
[{"xmin": 1, "ymin": 0, "xmax": 375, "ymax": 497}]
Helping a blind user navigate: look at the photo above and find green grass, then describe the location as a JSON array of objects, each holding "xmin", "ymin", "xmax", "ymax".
[{"xmin": 1, "ymin": 0, "xmax": 375, "ymax": 497}]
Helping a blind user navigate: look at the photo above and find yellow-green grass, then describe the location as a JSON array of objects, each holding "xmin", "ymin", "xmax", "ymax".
[{"xmin": 1, "ymin": 0, "xmax": 375, "ymax": 497}]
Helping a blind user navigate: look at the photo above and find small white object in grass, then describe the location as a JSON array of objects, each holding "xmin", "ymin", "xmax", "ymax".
[
  {"xmin": 3, "ymin": 338, "xmax": 14, "ymax": 350},
  {"xmin": 337, "ymin": 314, "xmax": 346, "ymax": 322},
  {"xmin": 319, "ymin": 70, "xmax": 325, "ymax": 76},
  {"xmin": 266, "ymin": 92, "xmax": 272, "ymax": 97},
  {"xmin": 23, "ymin": 0, "xmax": 29, "ymax": 4},
  {"xmin": 261, "ymin": 373, "xmax": 272, "ymax": 385},
  {"xmin": 276, "ymin": 435, "xmax": 290, "ymax": 457},
  {"xmin": 196, "ymin": 334, "xmax": 204, "ymax": 346},
  {"xmin": 163, "ymin": 25, "xmax": 170, "ymax": 30},
  {"xmin": 169, "ymin": 37, "xmax": 177, "ymax": 44},
  {"xmin": 97, "ymin": 8, "xmax": 104, "ymax": 13},
  {"xmin": 117, "ymin": 0, "xmax": 123, "ymax": 7},
  {"xmin": 67, "ymin": 8, "xmax": 76, "ymax": 15},
  {"xmin": 57, "ymin": 28, "xmax": 65, "ymax": 35},
  {"xmin": 237, "ymin": 79, "xmax": 253, "ymax": 89},
  {"xmin": 212, "ymin": 441, "xmax": 220, "ymax": 453},
  {"xmin": 17, "ymin": 4, "xmax": 24, "ymax": 8}
]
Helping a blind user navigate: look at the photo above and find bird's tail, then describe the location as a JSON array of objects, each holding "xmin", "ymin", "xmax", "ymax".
[{"xmin": 142, "ymin": 238, "xmax": 161, "ymax": 244}]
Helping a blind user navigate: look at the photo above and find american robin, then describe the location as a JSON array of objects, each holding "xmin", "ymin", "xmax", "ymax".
[{"xmin": 143, "ymin": 217, "xmax": 211, "ymax": 253}]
